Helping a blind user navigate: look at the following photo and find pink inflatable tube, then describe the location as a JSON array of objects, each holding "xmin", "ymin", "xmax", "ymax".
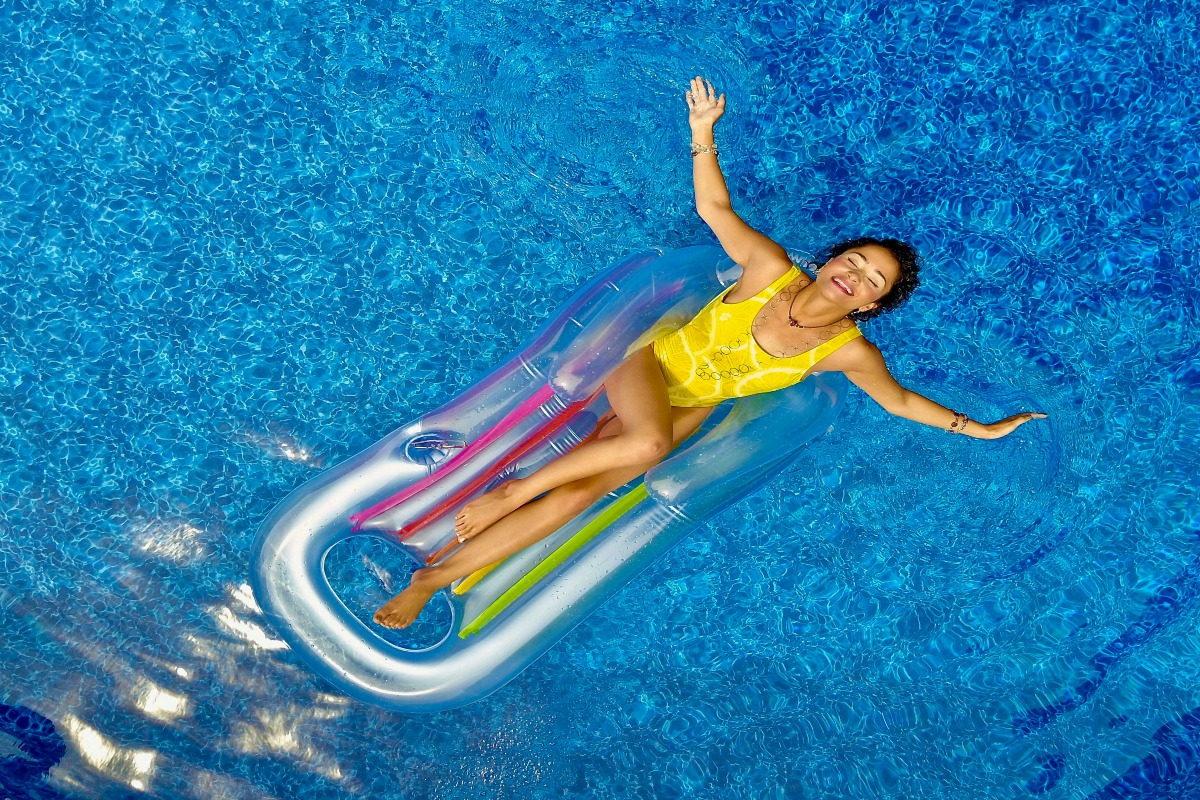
[{"xmin": 250, "ymin": 246, "xmax": 847, "ymax": 712}]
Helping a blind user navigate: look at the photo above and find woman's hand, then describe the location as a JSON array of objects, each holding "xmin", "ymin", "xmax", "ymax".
[
  {"xmin": 686, "ymin": 76, "xmax": 725, "ymax": 130},
  {"xmin": 972, "ymin": 412, "xmax": 1048, "ymax": 440}
]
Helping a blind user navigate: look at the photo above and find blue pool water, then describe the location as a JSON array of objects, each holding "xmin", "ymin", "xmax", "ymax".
[{"xmin": 2, "ymin": 0, "xmax": 1198, "ymax": 796}]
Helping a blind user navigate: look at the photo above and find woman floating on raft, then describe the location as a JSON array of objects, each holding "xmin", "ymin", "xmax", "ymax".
[{"xmin": 374, "ymin": 76, "xmax": 1047, "ymax": 630}]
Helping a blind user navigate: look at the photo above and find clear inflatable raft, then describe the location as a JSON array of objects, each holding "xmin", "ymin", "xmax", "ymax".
[{"xmin": 250, "ymin": 246, "xmax": 848, "ymax": 712}]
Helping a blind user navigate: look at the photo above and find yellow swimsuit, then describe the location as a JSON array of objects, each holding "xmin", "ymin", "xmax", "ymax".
[{"xmin": 650, "ymin": 265, "xmax": 863, "ymax": 408}]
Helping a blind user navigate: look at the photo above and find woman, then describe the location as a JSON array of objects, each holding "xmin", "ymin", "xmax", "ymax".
[{"xmin": 374, "ymin": 77, "xmax": 1046, "ymax": 629}]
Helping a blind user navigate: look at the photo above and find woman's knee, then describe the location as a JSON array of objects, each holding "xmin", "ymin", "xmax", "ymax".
[{"xmin": 622, "ymin": 429, "xmax": 672, "ymax": 463}]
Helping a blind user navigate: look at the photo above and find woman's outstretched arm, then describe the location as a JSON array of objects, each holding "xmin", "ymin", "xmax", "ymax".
[
  {"xmin": 827, "ymin": 338, "xmax": 1048, "ymax": 439},
  {"xmin": 686, "ymin": 77, "xmax": 790, "ymax": 281}
]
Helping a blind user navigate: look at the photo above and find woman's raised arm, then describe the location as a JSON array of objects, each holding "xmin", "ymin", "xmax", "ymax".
[{"xmin": 686, "ymin": 77, "xmax": 790, "ymax": 280}]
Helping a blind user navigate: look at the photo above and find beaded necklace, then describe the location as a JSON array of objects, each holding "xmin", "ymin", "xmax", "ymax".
[{"xmin": 752, "ymin": 279, "xmax": 852, "ymax": 359}]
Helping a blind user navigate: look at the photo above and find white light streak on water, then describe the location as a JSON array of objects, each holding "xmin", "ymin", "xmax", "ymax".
[
  {"xmin": 60, "ymin": 714, "xmax": 159, "ymax": 792},
  {"xmin": 211, "ymin": 606, "xmax": 290, "ymax": 651},
  {"xmin": 134, "ymin": 677, "xmax": 192, "ymax": 722}
]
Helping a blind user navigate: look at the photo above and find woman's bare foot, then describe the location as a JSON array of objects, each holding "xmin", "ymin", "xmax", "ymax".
[
  {"xmin": 454, "ymin": 479, "xmax": 526, "ymax": 540},
  {"xmin": 374, "ymin": 569, "xmax": 440, "ymax": 629}
]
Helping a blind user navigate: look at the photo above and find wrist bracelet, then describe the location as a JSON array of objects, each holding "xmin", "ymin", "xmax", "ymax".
[
  {"xmin": 690, "ymin": 142, "xmax": 718, "ymax": 157},
  {"xmin": 948, "ymin": 411, "xmax": 969, "ymax": 434}
]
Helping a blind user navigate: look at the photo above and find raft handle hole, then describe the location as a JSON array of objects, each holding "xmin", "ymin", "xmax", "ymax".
[{"xmin": 323, "ymin": 536, "xmax": 456, "ymax": 652}]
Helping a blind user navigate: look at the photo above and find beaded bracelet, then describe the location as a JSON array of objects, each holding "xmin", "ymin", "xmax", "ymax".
[
  {"xmin": 948, "ymin": 411, "xmax": 971, "ymax": 434},
  {"xmin": 690, "ymin": 142, "xmax": 719, "ymax": 157}
]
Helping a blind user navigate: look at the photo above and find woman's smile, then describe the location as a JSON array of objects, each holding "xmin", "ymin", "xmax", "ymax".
[{"xmin": 831, "ymin": 275, "xmax": 855, "ymax": 296}]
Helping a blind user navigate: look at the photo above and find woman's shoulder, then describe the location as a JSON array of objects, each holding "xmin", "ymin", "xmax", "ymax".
[
  {"xmin": 790, "ymin": 263, "xmax": 813, "ymax": 286},
  {"xmin": 817, "ymin": 329, "xmax": 880, "ymax": 373},
  {"xmin": 723, "ymin": 260, "xmax": 803, "ymax": 303}
]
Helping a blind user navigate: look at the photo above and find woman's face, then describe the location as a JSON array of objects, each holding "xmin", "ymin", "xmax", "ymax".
[{"xmin": 816, "ymin": 244, "xmax": 902, "ymax": 315}]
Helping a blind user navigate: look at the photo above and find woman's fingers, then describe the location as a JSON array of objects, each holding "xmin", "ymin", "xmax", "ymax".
[
  {"xmin": 689, "ymin": 76, "xmax": 718, "ymax": 104},
  {"xmin": 975, "ymin": 412, "xmax": 1046, "ymax": 439},
  {"xmin": 686, "ymin": 77, "xmax": 726, "ymax": 123},
  {"xmin": 991, "ymin": 412, "xmax": 1048, "ymax": 438}
]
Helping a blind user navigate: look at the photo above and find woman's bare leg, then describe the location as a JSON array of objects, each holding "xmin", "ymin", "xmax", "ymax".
[
  {"xmin": 453, "ymin": 344, "xmax": 675, "ymax": 539},
  {"xmin": 374, "ymin": 404, "xmax": 711, "ymax": 629}
]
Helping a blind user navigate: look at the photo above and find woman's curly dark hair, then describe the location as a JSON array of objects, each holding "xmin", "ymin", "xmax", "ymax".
[{"xmin": 814, "ymin": 236, "xmax": 922, "ymax": 322}]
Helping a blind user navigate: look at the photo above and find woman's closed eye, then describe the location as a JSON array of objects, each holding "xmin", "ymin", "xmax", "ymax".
[
  {"xmin": 865, "ymin": 268, "xmax": 885, "ymax": 289},
  {"xmin": 849, "ymin": 254, "xmax": 883, "ymax": 288}
]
